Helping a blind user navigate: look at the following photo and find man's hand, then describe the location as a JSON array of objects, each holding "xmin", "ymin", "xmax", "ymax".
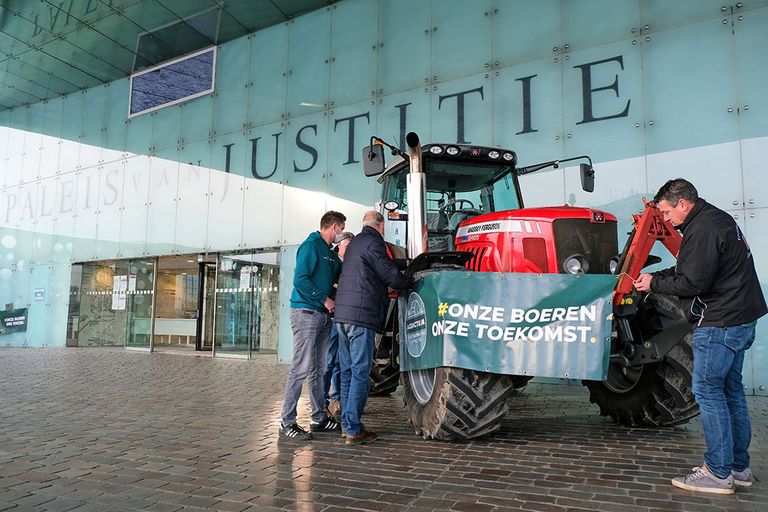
[
  {"xmin": 324, "ymin": 297, "xmax": 335, "ymax": 314},
  {"xmin": 634, "ymin": 273, "xmax": 653, "ymax": 292}
]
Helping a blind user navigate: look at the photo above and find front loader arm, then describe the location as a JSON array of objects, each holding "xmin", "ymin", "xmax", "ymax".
[{"xmin": 612, "ymin": 199, "xmax": 681, "ymax": 306}]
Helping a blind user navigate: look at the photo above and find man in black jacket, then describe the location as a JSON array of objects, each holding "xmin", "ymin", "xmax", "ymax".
[
  {"xmin": 635, "ymin": 178, "xmax": 766, "ymax": 494},
  {"xmin": 334, "ymin": 211, "xmax": 413, "ymax": 445}
]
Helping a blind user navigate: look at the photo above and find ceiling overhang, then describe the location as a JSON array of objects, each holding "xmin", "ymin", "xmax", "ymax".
[{"xmin": 0, "ymin": 0, "xmax": 334, "ymax": 111}]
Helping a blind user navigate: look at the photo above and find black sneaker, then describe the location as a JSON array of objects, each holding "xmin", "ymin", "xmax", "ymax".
[
  {"xmin": 310, "ymin": 417, "xmax": 341, "ymax": 432},
  {"xmin": 279, "ymin": 423, "xmax": 313, "ymax": 441}
]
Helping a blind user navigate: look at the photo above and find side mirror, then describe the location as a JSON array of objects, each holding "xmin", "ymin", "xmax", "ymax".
[
  {"xmin": 362, "ymin": 145, "xmax": 386, "ymax": 177},
  {"xmin": 580, "ymin": 163, "xmax": 595, "ymax": 193}
]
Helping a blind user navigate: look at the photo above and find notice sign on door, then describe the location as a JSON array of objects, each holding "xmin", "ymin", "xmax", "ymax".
[
  {"xmin": 240, "ymin": 267, "xmax": 251, "ymax": 290},
  {"xmin": 112, "ymin": 275, "xmax": 128, "ymax": 310},
  {"xmin": 0, "ymin": 307, "xmax": 28, "ymax": 335}
]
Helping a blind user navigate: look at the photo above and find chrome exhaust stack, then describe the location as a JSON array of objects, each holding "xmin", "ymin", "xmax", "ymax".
[{"xmin": 406, "ymin": 131, "xmax": 428, "ymax": 258}]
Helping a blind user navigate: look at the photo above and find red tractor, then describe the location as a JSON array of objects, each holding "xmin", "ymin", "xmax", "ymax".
[{"xmin": 363, "ymin": 132, "xmax": 697, "ymax": 441}]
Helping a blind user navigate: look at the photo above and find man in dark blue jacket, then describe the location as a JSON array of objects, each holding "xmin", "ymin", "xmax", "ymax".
[
  {"xmin": 279, "ymin": 211, "xmax": 346, "ymax": 441},
  {"xmin": 636, "ymin": 179, "xmax": 766, "ymax": 494},
  {"xmin": 334, "ymin": 211, "xmax": 413, "ymax": 445}
]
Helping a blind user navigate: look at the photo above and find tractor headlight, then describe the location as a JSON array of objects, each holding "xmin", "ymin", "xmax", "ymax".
[
  {"xmin": 429, "ymin": 145, "xmax": 444, "ymax": 155},
  {"xmin": 563, "ymin": 255, "xmax": 589, "ymax": 275},
  {"xmin": 446, "ymin": 146, "xmax": 460, "ymax": 156},
  {"xmin": 488, "ymin": 150, "xmax": 500, "ymax": 159},
  {"xmin": 502, "ymin": 152, "xmax": 514, "ymax": 161}
]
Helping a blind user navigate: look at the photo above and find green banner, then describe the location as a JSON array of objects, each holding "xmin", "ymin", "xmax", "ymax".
[
  {"xmin": 0, "ymin": 308, "xmax": 28, "ymax": 335},
  {"xmin": 399, "ymin": 272, "xmax": 616, "ymax": 380}
]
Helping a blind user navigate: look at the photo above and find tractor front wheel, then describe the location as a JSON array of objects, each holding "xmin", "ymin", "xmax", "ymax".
[
  {"xmin": 401, "ymin": 367, "xmax": 517, "ymax": 440},
  {"xmin": 584, "ymin": 294, "xmax": 698, "ymax": 427}
]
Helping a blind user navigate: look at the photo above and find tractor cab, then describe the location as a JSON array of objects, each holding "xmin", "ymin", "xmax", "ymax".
[
  {"xmin": 363, "ymin": 137, "xmax": 597, "ymax": 259},
  {"xmin": 371, "ymin": 144, "xmax": 522, "ymax": 251}
]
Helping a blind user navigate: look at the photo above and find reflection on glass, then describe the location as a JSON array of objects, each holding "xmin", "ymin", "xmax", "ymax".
[
  {"xmin": 126, "ymin": 258, "xmax": 156, "ymax": 348},
  {"xmin": 68, "ymin": 260, "xmax": 130, "ymax": 347},
  {"xmin": 66, "ymin": 264, "xmax": 82, "ymax": 347},
  {"xmin": 200, "ymin": 263, "xmax": 216, "ymax": 350},
  {"xmin": 129, "ymin": 48, "xmax": 216, "ymax": 116},
  {"xmin": 133, "ymin": 8, "xmax": 220, "ymax": 71}
]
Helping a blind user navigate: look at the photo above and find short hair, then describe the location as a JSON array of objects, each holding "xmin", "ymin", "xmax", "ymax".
[
  {"xmin": 320, "ymin": 211, "xmax": 346, "ymax": 229},
  {"xmin": 654, "ymin": 178, "xmax": 698, "ymax": 206},
  {"xmin": 362, "ymin": 210, "xmax": 384, "ymax": 228},
  {"xmin": 339, "ymin": 231, "xmax": 355, "ymax": 242}
]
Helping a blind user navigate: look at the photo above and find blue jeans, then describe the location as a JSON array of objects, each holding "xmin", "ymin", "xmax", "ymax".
[
  {"xmin": 691, "ymin": 323, "xmax": 756, "ymax": 479},
  {"xmin": 336, "ymin": 322, "xmax": 375, "ymax": 436},
  {"xmin": 281, "ymin": 308, "xmax": 331, "ymax": 426},
  {"xmin": 323, "ymin": 323, "xmax": 341, "ymax": 403}
]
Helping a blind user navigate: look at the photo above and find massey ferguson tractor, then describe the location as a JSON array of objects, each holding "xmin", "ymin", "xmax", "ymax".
[{"xmin": 363, "ymin": 132, "xmax": 698, "ymax": 441}]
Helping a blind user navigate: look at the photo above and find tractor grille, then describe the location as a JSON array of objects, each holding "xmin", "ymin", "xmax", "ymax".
[
  {"xmin": 552, "ymin": 218, "xmax": 617, "ymax": 274},
  {"xmin": 463, "ymin": 246, "xmax": 488, "ymax": 271}
]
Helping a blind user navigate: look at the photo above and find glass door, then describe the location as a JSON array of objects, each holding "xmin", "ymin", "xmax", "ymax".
[
  {"xmin": 125, "ymin": 258, "xmax": 157, "ymax": 350},
  {"xmin": 197, "ymin": 262, "xmax": 216, "ymax": 351},
  {"xmin": 214, "ymin": 254, "xmax": 255, "ymax": 356},
  {"xmin": 213, "ymin": 251, "xmax": 281, "ymax": 357}
]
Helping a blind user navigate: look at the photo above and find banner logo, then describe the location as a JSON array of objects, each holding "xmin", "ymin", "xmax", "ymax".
[{"xmin": 405, "ymin": 293, "xmax": 427, "ymax": 357}]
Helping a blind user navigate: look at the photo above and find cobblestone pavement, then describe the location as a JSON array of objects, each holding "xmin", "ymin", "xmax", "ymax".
[{"xmin": 0, "ymin": 348, "xmax": 766, "ymax": 512}]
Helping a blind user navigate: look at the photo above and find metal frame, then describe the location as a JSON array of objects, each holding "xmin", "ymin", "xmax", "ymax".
[
  {"xmin": 127, "ymin": 46, "xmax": 217, "ymax": 118},
  {"xmin": 149, "ymin": 257, "xmax": 159, "ymax": 351}
]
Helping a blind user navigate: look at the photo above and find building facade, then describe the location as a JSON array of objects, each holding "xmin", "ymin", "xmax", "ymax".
[{"xmin": 1, "ymin": 0, "xmax": 766, "ymax": 393}]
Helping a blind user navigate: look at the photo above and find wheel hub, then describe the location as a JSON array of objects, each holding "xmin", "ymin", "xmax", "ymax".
[
  {"xmin": 605, "ymin": 342, "xmax": 644, "ymax": 393},
  {"xmin": 408, "ymin": 368, "xmax": 436, "ymax": 405}
]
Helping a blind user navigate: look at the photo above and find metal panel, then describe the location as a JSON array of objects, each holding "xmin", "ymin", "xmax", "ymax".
[
  {"xmin": 378, "ymin": 0, "xmax": 431, "ymax": 95},
  {"xmin": 744, "ymin": 208, "xmax": 768, "ymax": 397},
  {"xmin": 286, "ymin": 8, "xmax": 330, "ymax": 117},
  {"xmin": 641, "ymin": 18, "xmax": 737, "ymax": 154}
]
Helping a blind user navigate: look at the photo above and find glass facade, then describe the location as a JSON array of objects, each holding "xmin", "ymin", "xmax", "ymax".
[
  {"xmin": 66, "ymin": 252, "xmax": 280, "ymax": 356},
  {"xmin": 0, "ymin": 1, "xmax": 767, "ymax": 392}
]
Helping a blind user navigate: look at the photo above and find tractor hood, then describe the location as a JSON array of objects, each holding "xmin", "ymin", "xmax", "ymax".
[{"xmin": 454, "ymin": 206, "xmax": 617, "ymax": 240}]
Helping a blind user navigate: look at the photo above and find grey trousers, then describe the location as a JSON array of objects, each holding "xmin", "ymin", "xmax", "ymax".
[{"xmin": 280, "ymin": 308, "xmax": 331, "ymax": 426}]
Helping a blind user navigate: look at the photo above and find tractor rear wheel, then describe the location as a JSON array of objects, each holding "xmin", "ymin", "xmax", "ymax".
[
  {"xmin": 369, "ymin": 300, "xmax": 400, "ymax": 396},
  {"xmin": 584, "ymin": 294, "xmax": 698, "ymax": 427},
  {"xmin": 401, "ymin": 367, "xmax": 518, "ymax": 440},
  {"xmin": 369, "ymin": 356, "xmax": 399, "ymax": 396}
]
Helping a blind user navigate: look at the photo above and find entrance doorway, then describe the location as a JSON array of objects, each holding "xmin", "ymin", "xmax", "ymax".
[
  {"xmin": 152, "ymin": 256, "xmax": 202, "ymax": 353},
  {"xmin": 66, "ymin": 251, "xmax": 280, "ymax": 356}
]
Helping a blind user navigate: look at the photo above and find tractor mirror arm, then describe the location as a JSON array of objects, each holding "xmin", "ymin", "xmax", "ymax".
[
  {"xmin": 370, "ymin": 136, "xmax": 408, "ymax": 159},
  {"xmin": 516, "ymin": 155, "xmax": 594, "ymax": 176}
]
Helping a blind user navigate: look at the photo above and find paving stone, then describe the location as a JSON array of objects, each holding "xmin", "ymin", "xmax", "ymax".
[
  {"xmin": 36, "ymin": 498, "xmax": 86, "ymax": 511},
  {"xmin": 0, "ymin": 348, "xmax": 766, "ymax": 512}
]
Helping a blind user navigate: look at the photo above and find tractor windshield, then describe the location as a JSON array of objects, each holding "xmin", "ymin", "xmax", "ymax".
[{"xmin": 383, "ymin": 160, "xmax": 521, "ymax": 250}]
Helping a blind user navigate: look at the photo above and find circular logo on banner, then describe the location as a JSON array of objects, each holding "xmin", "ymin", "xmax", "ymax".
[{"xmin": 404, "ymin": 292, "xmax": 427, "ymax": 357}]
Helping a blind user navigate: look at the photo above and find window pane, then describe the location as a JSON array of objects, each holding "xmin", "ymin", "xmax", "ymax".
[{"xmin": 129, "ymin": 48, "xmax": 216, "ymax": 116}]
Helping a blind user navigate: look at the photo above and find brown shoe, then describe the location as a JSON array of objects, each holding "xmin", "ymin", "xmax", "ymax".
[
  {"xmin": 345, "ymin": 429, "xmax": 377, "ymax": 445},
  {"xmin": 327, "ymin": 399, "xmax": 342, "ymax": 422}
]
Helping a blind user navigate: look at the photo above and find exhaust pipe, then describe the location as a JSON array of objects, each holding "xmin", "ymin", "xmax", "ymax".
[{"xmin": 406, "ymin": 132, "xmax": 428, "ymax": 258}]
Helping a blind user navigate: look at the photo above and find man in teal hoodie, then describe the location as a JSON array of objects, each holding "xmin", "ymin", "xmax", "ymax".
[{"xmin": 280, "ymin": 211, "xmax": 346, "ymax": 441}]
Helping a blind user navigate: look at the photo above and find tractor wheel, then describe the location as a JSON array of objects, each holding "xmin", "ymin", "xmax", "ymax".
[
  {"xmin": 369, "ymin": 357, "xmax": 399, "ymax": 396},
  {"xmin": 584, "ymin": 294, "xmax": 698, "ymax": 427},
  {"xmin": 369, "ymin": 300, "xmax": 400, "ymax": 396},
  {"xmin": 401, "ymin": 367, "xmax": 517, "ymax": 440}
]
